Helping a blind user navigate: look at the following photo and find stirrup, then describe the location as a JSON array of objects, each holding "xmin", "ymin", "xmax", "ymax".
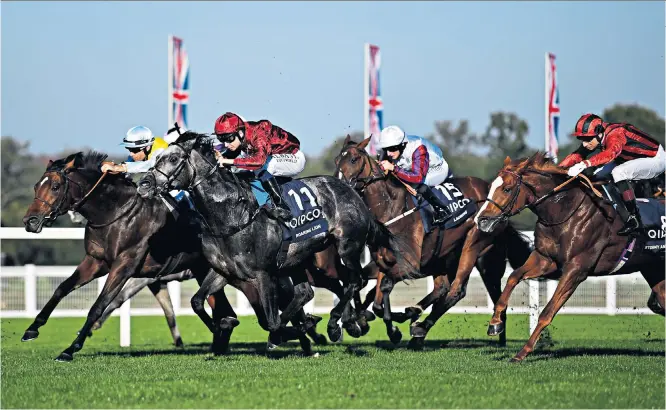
[{"xmin": 617, "ymin": 215, "xmax": 642, "ymax": 236}]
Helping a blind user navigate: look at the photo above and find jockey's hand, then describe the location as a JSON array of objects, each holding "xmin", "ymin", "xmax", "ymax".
[
  {"xmin": 379, "ymin": 160, "xmax": 395, "ymax": 173},
  {"xmin": 217, "ymin": 157, "xmax": 234, "ymax": 167},
  {"xmin": 567, "ymin": 162, "xmax": 587, "ymax": 177},
  {"xmin": 100, "ymin": 163, "xmax": 127, "ymax": 174}
]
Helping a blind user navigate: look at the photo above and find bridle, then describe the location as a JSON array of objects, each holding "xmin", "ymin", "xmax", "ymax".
[
  {"xmin": 481, "ymin": 167, "xmax": 601, "ymax": 226},
  {"xmin": 334, "ymin": 149, "xmax": 387, "ymax": 193},
  {"xmin": 149, "ymin": 138, "xmax": 257, "ymax": 236}
]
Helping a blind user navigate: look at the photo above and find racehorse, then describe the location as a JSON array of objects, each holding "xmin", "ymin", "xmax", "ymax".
[
  {"xmin": 475, "ymin": 152, "xmax": 665, "ymax": 362},
  {"xmin": 335, "ymin": 136, "xmax": 533, "ymax": 348},
  {"xmin": 136, "ymin": 131, "xmax": 417, "ymax": 352},
  {"xmin": 21, "ymin": 151, "xmax": 325, "ymax": 361}
]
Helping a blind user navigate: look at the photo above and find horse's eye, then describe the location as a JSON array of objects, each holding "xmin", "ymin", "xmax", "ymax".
[
  {"xmin": 350, "ymin": 157, "xmax": 358, "ymax": 164},
  {"xmin": 51, "ymin": 184, "xmax": 60, "ymax": 191},
  {"xmin": 503, "ymin": 187, "xmax": 512, "ymax": 193},
  {"xmin": 169, "ymin": 155, "xmax": 178, "ymax": 163}
]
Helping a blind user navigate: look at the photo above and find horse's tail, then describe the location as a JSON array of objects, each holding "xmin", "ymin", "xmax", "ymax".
[
  {"xmin": 366, "ymin": 217, "xmax": 420, "ymax": 280},
  {"xmin": 499, "ymin": 222, "xmax": 534, "ymax": 270}
]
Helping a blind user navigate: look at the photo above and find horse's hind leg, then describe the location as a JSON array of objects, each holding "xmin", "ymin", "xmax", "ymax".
[
  {"xmin": 147, "ymin": 281, "xmax": 184, "ymax": 347},
  {"xmin": 647, "ymin": 290, "xmax": 665, "ymax": 316},
  {"xmin": 92, "ymin": 277, "xmax": 154, "ymax": 332},
  {"xmin": 23, "ymin": 255, "xmax": 107, "ymax": 342},
  {"xmin": 641, "ymin": 267, "xmax": 665, "ymax": 317},
  {"xmin": 190, "ymin": 271, "xmax": 229, "ymax": 335}
]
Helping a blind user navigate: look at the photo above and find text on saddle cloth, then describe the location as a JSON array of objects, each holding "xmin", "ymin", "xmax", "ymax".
[
  {"xmin": 636, "ymin": 199, "xmax": 666, "ymax": 253},
  {"xmin": 278, "ymin": 180, "xmax": 329, "ymax": 242},
  {"xmin": 411, "ymin": 182, "xmax": 477, "ymax": 234}
]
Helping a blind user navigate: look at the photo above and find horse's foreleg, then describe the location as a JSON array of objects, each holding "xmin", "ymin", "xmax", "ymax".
[
  {"xmin": 394, "ymin": 275, "xmax": 450, "ymax": 324},
  {"xmin": 380, "ymin": 274, "xmax": 402, "ymax": 344},
  {"xmin": 488, "ymin": 250, "xmax": 556, "ymax": 336},
  {"xmin": 511, "ymin": 260, "xmax": 588, "ymax": 362},
  {"xmin": 93, "ymin": 277, "xmax": 154, "ymax": 331},
  {"xmin": 647, "ymin": 282, "xmax": 665, "ymax": 316},
  {"xmin": 190, "ymin": 271, "xmax": 229, "ymax": 335},
  {"xmin": 23, "ymin": 255, "xmax": 107, "ymax": 342},
  {"xmin": 55, "ymin": 253, "xmax": 144, "ymax": 362}
]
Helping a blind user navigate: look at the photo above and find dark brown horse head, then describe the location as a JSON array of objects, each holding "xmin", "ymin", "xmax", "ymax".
[
  {"xmin": 335, "ymin": 136, "xmax": 384, "ymax": 190},
  {"xmin": 22, "ymin": 151, "xmax": 111, "ymax": 233},
  {"xmin": 474, "ymin": 152, "xmax": 566, "ymax": 233}
]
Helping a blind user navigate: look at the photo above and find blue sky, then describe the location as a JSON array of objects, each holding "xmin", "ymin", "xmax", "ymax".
[{"xmin": 2, "ymin": 1, "xmax": 664, "ymax": 157}]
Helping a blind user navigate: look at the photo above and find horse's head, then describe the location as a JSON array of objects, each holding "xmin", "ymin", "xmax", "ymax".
[
  {"xmin": 23, "ymin": 151, "xmax": 107, "ymax": 233},
  {"xmin": 474, "ymin": 152, "xmax": 565, "ymax": 233},
  {"xmin": 334, "ymin": 135, "xmax": 385, "ymax": 191},
  {"xmin": 138, "ymin": 131, "xmax": 216, "ymax": 199}
]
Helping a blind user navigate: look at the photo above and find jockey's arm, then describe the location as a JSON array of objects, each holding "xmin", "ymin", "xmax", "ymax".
[
  {"xmin": 558, "ymin": 145, "xmax": 589, "ymax": 168},
  {"xmin": 232, "ymin": 125, "xmax": 271, "ymax": 171},
  {"xmin": 583, "ymin": 132, "xmax": 626, "ymax": 168},
  {"xmin": 393, "ymin": 145, "xmax": 430, "ymax": 185}
]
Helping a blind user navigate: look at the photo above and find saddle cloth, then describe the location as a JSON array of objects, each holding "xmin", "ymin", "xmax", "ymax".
[
  {"xmin": 636, "ymin": 199, "xmax": 665, "ymax": 255},
  {"xmin": 410, "ymin": 181, "xmax": 477, "ymax": 234}
]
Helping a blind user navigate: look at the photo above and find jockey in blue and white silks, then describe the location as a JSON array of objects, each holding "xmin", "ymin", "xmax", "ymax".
[{"xmin": 377, "ymin": 125, "xmax": 453, "ymax": 223}]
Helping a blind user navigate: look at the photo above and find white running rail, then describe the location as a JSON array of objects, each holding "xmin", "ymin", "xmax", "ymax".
[{"xmin": 0, "ymin": 227, "xmax": 655, "ymax": 346}]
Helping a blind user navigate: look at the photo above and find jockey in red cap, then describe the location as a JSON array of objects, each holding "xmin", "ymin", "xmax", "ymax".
[
  {"xmin": 559, "ymin": 113, "xmax": 665, "ymax": 236},
  {"xmin": 213, "ymin": 112, "xmax": 305, "ymax": 221}
]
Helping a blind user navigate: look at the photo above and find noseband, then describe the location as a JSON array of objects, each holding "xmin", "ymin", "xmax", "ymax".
[{"xmin": 32, "ymin": 169, "xmax": 87, "ymax": 225}]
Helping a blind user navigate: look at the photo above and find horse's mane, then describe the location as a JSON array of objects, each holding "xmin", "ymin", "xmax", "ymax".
[
  {"xmin": 509, "ymin": 151, "xmax": 567, "ymax": 176},
  {"xmin": 47, "ymin": 150, "xmax": 135, "ymax": 187},
  {"xmin": 175, "ymin": 130, "xmax": 255, "ymax": 188}
]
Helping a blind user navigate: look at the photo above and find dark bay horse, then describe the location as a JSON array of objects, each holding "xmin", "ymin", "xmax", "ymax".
[
  {"xmin": 335, "ymin": 136, "xmax": 533, "ymax": 347},
  {"xmin": 475, "ymin": 152, "xmax": 665, "ymax": 362},
  {"xmin": 21, "ymin": 151, "xmax": 325, "ymax": 361},
  {"xmin": 137, "ymin": 131, "xmax": 417, "ymax": 352}
]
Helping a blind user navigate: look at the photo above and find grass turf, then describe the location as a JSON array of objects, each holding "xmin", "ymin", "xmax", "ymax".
[{"xmin": 1, "ymin": 313, "xmax": 664, "ymax": 409}]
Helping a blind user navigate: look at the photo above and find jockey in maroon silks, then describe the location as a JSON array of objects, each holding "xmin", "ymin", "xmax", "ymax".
[
  {"xmin": 559, "ymin": 113, "xmax": 665, "ymax": 236},
  {"xmin": 212, "ymin": 112, "xmax": 305, "ymax": 221}
]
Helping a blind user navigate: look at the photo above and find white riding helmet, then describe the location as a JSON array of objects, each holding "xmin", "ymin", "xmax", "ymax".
[
  {"xmin": 378, "ymin": 125, "xmax": 406, "ymax": 149},
  {"xmin": 121, "ymin": 126, "xmax": 155, "ymax": 149}
]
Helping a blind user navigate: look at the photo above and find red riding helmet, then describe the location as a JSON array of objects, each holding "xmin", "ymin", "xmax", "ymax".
[
  {"xmin": 573, "ymin": 113, "xmax": 604, "ymax": 139},
  {"xmin": 214, "ymin": 112, "xmax": 246, "ymax": 141}
]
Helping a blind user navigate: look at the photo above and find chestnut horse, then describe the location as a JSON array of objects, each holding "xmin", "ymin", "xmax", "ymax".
[
  {"xmin": 475, "ymin": 152, "xmax": 665, "ymax": 362},
  {"xmin": 335, "ymin": 136, "xmax": 533, "ymax": 348}
]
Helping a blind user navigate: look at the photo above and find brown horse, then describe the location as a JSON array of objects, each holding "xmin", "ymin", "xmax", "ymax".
[
  {"xmin": 475, "ymin": 152, "xmax": 665, "ymax": 362},
  {"xmin": 335, "ymin": 136, "xmax": 533, "ymax": 347}
]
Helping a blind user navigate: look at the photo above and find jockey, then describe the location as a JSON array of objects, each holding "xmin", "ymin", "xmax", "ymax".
[
  {"xmin": 212, "ymin": 112, "xmax": 305, "ymax": 221},
  {"xmin": 559, "ymin": 113, "xmax": 666, "ymax": 236},
  {"xmin": 101, "ymin": 125, "xmax": 193, "ymax": 207},
  {"xmin": 377, "ymin": 125, "xmax": 453, "ymax": 224}
]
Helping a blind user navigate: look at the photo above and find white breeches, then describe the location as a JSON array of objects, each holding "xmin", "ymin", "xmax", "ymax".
[
  {"xmin": 264, "ymin": 150, "xmax": 306, "ymax": 177},
  {"xmin": 612, "ymin": 145, "xmax": 666, "ymax": 182},
  {"xmin": 424, "ymin": 160, "xmax": 450, "ymax": 186}
]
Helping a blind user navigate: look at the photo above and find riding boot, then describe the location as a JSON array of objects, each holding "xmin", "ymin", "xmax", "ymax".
[
  {"xmin": 417, "ymin": 184, "xmax": 453, "ymax": 224},
  {"xmin": 616, "ymin": 182, "xmax": 645, "ymax": 236},
  {"xmin": 260, "ymin": 176, "xmax": 293, "ymax": 221}
]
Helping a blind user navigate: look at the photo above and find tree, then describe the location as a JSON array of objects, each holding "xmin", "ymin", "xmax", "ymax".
[
  {"xmin": 301, "ymin": 132, "xmax": 364, "ymax": 177},
  {"xmin": 602, "ymin": 103, "xmax": 665, "ymax": 146}
]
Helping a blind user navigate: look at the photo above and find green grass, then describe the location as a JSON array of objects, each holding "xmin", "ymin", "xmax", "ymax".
[{"xmin": 1, "ymin": 314, "xmax": 664, "ymax": 409}]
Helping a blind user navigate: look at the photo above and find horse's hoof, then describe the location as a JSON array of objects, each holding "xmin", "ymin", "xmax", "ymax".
[
  {"xmin": 359, "ymin": 321, "xmax": 371, "ymax": 336},
  {"xmin": 509, "ymin": 356, "xmax": 524, "ymax": 363},
  {"xmin": 487, "ymin": 322, "xmax": 505, "ymax": 336},
  {"xmin": 266, "ymin": 341, "xmax": 279, "ymax": 351},
  {"xmin": 21, "ymin": 330, "xmax": 39, "ymax": 342},
  {"xmin": 407, "ymin": 337, "xmax": 425, "ymax": 350},
  {"xmin": 361, "ymin": 310, "xmax": 376, "ymax": 322},
  {"xmin": 389, "ymin": 327, "xmax": 403, "ymax": 345},
  {"xmin": 344, "ymin": 322, "xmax": 363, "ymax": 339},
  {"xmin": 305, "ymin": 314, "xmax": 323, "ymax": 325},
  {"xmin": 372, "ymin": 304, "xmax": 384, "ymax": 317},
  {"xmin": 409, "ymin": 323, "xmax": 428, "ymax": 338},
  {"xmin": 174, "ymin": 337, "xmax": 184, "ymax": 348},
  {"xmin": 311, "ymin": 333, "xmax": 328, "ymax": 346},
  {"xmin": 405, "ymin": 306, "xmax": 423, "ymax": 320},
  {"xmin": 327, "ymin": 326, "xmax": 343, "ymax": 343},
  {"xmin": 55, "ymin": 352, "xmax": 73, "ymax": 362},
  {"xmin": 219, "ymin": 317, "xmax": 240, "ymax": 330},
  {"xmin": 91, "ymin": 322, "xmax": 102, "ymax": 331}
]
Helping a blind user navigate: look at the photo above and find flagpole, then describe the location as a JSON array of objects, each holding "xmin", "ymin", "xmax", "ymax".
[
  {"xmin": 363, "ymin": 43, "xmax": 370, "ymax": 141},
  {"xmin": 545, "ymin": 52, "xmax": 549, "ymax": 159},
  {"xmin": 168, "ymin": 35, "xmax": 174, "ymax": 131}
]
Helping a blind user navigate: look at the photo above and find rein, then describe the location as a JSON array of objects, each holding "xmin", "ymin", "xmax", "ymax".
[{"xmin": 483, "ymin": 167, "xmax": 603, "ymax": 226}]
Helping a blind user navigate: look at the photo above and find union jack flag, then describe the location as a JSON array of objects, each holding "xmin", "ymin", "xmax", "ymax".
[
  {"xmin": 365, "ymin": 44, "xmax": 383, "ymax": 156},
  {"xmin": 170, "ymin": 36, "xmax": 190, "ymax": 131},
  {"xmin": 546, "ymin": 53, "xmax": 560, "ymax": 162}
]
